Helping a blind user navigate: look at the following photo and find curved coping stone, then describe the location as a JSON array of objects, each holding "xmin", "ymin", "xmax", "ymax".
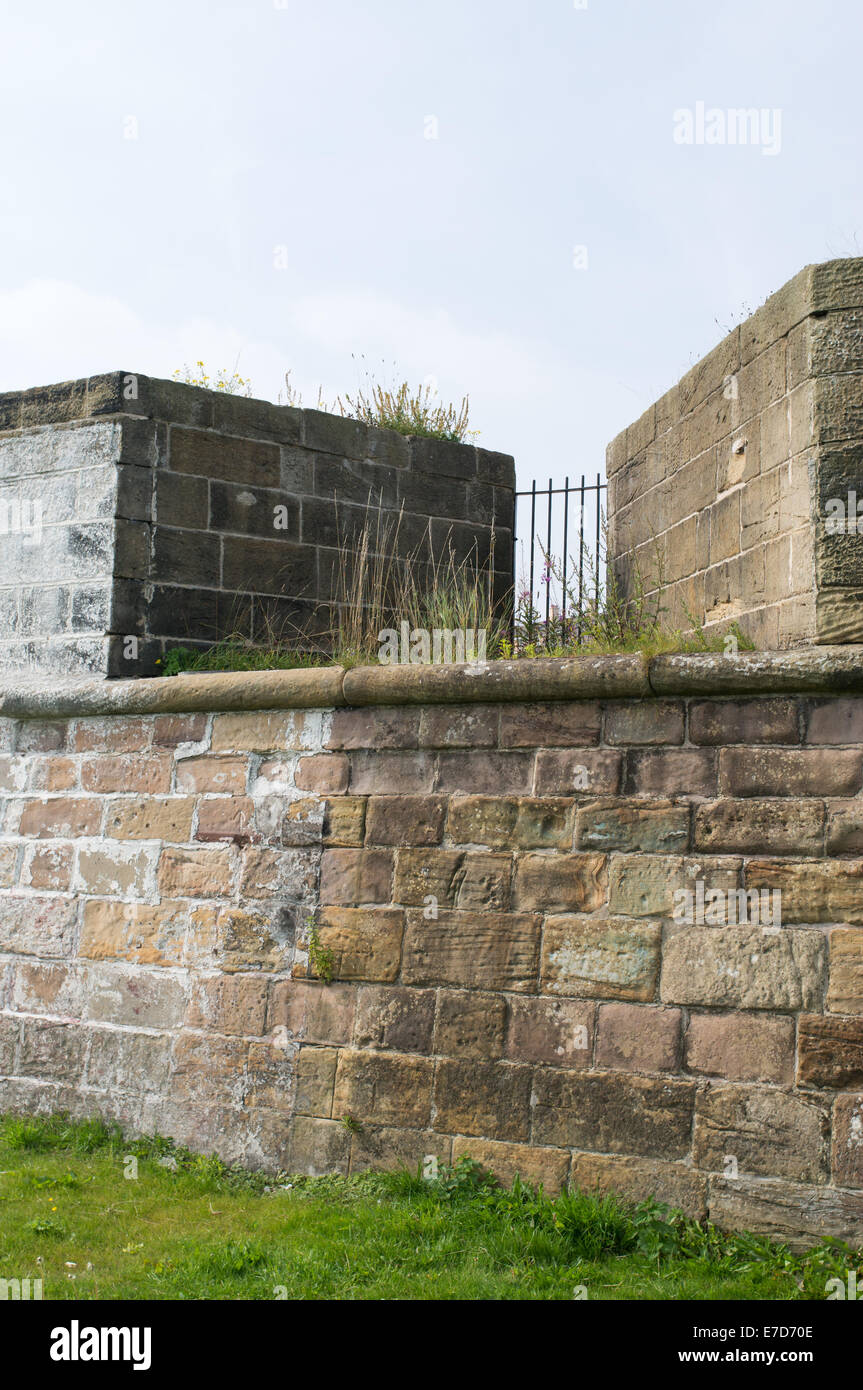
[
  {"xmin": 2, "ymin": 647, "xmax": 863, "ymax": 718},
  {"xmin": 649, "ymin": 646, "xmax": 863, "ymax": 695},
  {"xmin": 0, "ymin": 667, "xmax": 348, "ymax": 719},
  {"xmin": 342, "ymin": 654, "xmax": 651, "ymax": 704}
]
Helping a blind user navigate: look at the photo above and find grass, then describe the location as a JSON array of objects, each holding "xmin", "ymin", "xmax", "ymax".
[{"xmin": 0, "ymin": 1115, "xmax": 858, "ymax": 1302}]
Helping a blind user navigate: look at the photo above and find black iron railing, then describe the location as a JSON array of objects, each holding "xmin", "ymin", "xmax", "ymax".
[{"xmin": 512, "ymin": 474, "xmax": 606, "ymax": 645}]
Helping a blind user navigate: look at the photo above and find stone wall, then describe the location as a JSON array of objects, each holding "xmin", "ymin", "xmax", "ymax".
[
  {"xmin": 0, "ymin": 652, "xmax": 862, "ymax": 1247},
  {"xmin": 0, "ymin": 374, "xmax": 514, "ymax": 679},
  {"xmin": 606, "ymin": 257, "xmax": 863, "ymax": 649}
]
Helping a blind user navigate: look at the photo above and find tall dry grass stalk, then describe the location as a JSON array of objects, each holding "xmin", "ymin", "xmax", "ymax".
[{"xmin": 316, "ymin": 500, "xmax": 507, "ymax": 662}]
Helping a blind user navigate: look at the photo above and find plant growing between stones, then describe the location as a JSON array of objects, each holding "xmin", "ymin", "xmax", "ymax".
[
  {"xmin": 306, "ymin": 917, "xmax": 335, "ymax": 985},
  {"xmin": 172, "ymin": 360, "xmax": 253, "ymax": 397}
]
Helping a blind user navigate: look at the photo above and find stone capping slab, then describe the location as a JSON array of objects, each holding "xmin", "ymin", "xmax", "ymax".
[
  {"xmin": 2, "ymin": 646, "xmax": 863, "ymax": 718},
  {"xmin": 341, "ymin": 654, "xmax": 651, "ymax": 705},
  {"xmin": 650, "ymin": 646, "xmax": 863, "ymax": 695}
]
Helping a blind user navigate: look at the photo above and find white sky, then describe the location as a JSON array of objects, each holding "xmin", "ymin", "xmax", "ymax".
[{"xmin": 1, "ymin": 0, "xmax": 861, "ymax": 487}]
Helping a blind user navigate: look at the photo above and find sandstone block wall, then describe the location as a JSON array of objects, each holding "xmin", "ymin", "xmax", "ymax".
[
  {"xmin": 0, "ymin": 374, "xmax": 514, "ymax": 679},
  {"xmin": 0, "ymin": 656, "xmax": 861, "ymax": 1248},
  {"xmin": 607, "ymin": 257, "xmax": 863, "ymax": 649}
]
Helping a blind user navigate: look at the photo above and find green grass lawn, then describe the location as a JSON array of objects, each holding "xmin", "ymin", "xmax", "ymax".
[{"xmin": 0, "ymin": 1115, "xmax": 858, "ymax": 1301}]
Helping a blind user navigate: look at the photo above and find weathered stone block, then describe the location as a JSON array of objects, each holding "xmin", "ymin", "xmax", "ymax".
[
  {"xmin": 512, "ymin": 852, "xmax": 606, "ymax": 913},
  {"xmin": 176, "ymin": 756, "xmax": 249, "ymax": 794},
  {"xmin": 828, "ymin": 929, "xmax": 863, "ymax": 1014},
  {"xmin": 350, "ymin": 1126, "xmax": 451, "ymax": 1175},
  {"xmin": 268, "ymin": 979, "xmax": 356, "ymax": 1045},
  {"xmin": 719, "ymin": 747, "xmax": 862, "ymax": 797},
  {"xmin": 694, "ymin": 798, "xmax": 825, "ymax": 855},
  {"xmin": 80, "ymin": 899, "xmax": 187, "ymax": 967},
  {"xmin": 83, "ymin": 964, "xmax": 187, "ymax": 1029},
  {"xmin": 708, "ymin": 1174, "xmax": 863, "ymax": 1249},
  {"xmin": 662, "ymin": 926, "xmax": 826, "ymax": 1010},
  {"xmin": 239, "ymin": 847, "xmax": 317, "ymax": 901},
  {"xmin": 314, "ymin": 908, "xmax": 404, "ymax": 982},
  {"xmin": 684, "ymin": 1011, "xmax": 795, "ymax": 1084},
  {"xmin": 365, "ymin": 795, "xmax": 446, "ymax": 846},
  {"xmin": 744, "ymin": 859, "xmax": 863, "ymax": 924},
  {"xmin": 689, "ymin": 698, "xmax": 800, "ymax": 746},
  {"xmin": 323, "ymin": 796, "xmax": 366, "ymax": 847},
  {"xmin": 17, "ymin": 1020, "xmax": 87, "ymax": 1083},
  {"xmin": 570, "ymin": 1152, "xmax": 707, "ymax": 1219},
  {"xmin": 402, "ymin": 910, "xmax": 541, "ymax": 992},
  {"xmin": 608, "ymin": 853, "xmax": 740, "ymax": 917},
  {"xmin": 105, "ymin": 797, "xmax": 196, "ymax": 842},
  {"xmin": 624, "ymin": 749, "xmax": 717, "ymax": 797},
  {"xmin": 498, "ymin": 702, "xmax": 600, "ymax": 748},
  {"xmin": 446, "ymin": 796, "xmax": 573, "ymax": 850},
  {"xmin": 435, "ymin": 751, "xmax": 534, "ymax": 796},
  {"xmin": 504, "ymin": 996, "xmax": 593, "ymax": 1067},
  {"xmin": 287, "ymin": 1116, "xmax": 351, "ymax": 1175},
  {"xmin": 333, "ymin": 1048, "xmax": 434, "ymax": 1128},
  {"xmin": 17, "ymin": 797, "xmax": 102, "ymax": 839},
  {"xmin": 596, "ymin": 1003, "xmax": 681, "ymax": 1073},
  {"xmin": 319, "ymin": 848, "xmax": 393, "ymax": 905},
  {"xmin": 434, "ymin": 990, "xmax": 506, "ymax": 1059},
  {"xmin": 797, "ymin": 1014, "xmax": 863, "ymax": 1088},
  {"xmin": 0, "ymin": 896, "xmax": 78, "ymax": 958},
  {"xmin": 575, "ymin": 798, "xmax": 690, "ymax": 854},
  {"xmin": 85, "ymin": 1029, "xmax": 172, "ymax": 1094},
  {"xmin": 534, "ymin": 750, "xmax": 622, "ymax": 796},
  {"xmin": 541, "ymin": 914, "xmax": 660, "ymax": 1001},
  {"xmin": 295, "ymin": 754, "xmax": 349, "ymax": 795},
  {"xmin": 348, "ymin": 751, "xmax": 435, "ymax": 795},
  {"xmin": 433, "ymin": 1058, "xmax": 532, "ymax": 1141},
  {"xmin": 157, "ymin": 846, "xmax": 234, "ymax": 898},
  {"xmin": 452, "ymin": 1136, "xmax": 570, "ymax": 1193},
  {"xmin": 418, "ymin": 705, "xmax": 500, "ymax": 748},
  {"xmin": 352, "ymin": 985, "xmax": 435, "ymax": 1053},
  {"xmin": 604, "ymin": 701, "xmax": 684, "ymax": 745},
  {"xmin": 832, "ymin": 1094, "xmax": 863, "ymax": 1188},
  {"xmin": 295, "ymin": 1046, "xmax": 338, "ymax": 1116},
  {"xmin": 533, "ymin": 1070, "xmax": 695, "ymax": 1158},
  {"xmin": 693, "ymin": 1084, "xmax": 830, "ymax": 1183}
]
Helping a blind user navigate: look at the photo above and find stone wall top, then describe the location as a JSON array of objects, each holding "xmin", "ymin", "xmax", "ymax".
[{"xmin": 3, "ymin": 646, "xmax": 863, "ymax": 718}]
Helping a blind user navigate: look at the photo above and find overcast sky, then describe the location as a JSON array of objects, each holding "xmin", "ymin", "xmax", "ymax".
[{"xmin": 1, "ymin": 0, "xmax": 860, "ymax": 487}]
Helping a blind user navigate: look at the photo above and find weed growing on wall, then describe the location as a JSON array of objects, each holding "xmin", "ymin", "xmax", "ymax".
[{"xmin": 172, "ymin": 361, "xmax": 253, "ymax": 396}]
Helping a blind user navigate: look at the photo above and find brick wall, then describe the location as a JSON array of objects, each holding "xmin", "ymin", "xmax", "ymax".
[
  {"xmin": 0, "ymin": 374, "xmax": 514, "ymax": 679},
  {"xmin": 606, "ymin": 257, "xmax": 863, "ymax": 649},
  {"xmin": 0, "ymin": 656, "xmax": 861, "ymax": 1247}
]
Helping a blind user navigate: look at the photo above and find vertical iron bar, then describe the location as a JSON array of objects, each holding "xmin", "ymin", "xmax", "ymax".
[
  {"xmin": 595, "ymin": 472, "xmax": 602, "ymax": 603},
  {"xmin": 577, "ymin": 477, "xmax": 585, "ymax": 644},
  {"xmin": 511, "ymin": 509, "xmax": 517, "ymax": 647},
  {"xmin": 545, "ymin": 476, "xmax": 553, "ymax": 640},
  {"xmin": 561, "ymin": 476, "xmax": 569, "ymax": 636},
  {"xmin": 529, "ymin": 480, "xmax": 536, "ymax": 644}
]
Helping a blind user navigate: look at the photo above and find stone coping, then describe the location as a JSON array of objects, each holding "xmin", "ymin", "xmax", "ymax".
[{"xmin": 2, "ymin": 647, "xmax": 863, "ymax": 718}]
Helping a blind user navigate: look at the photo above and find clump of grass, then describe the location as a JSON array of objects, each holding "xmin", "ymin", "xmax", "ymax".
[
  {"xmin": 320, "ymin": 503, "xmax": 507, "ymax": 665},
  {"xmin": 338, "ymin": 378, "xmax": 471, "ymax": 442},
  {"xmin": 504, "ymin": 518, "xmax": 757, "ymax": 659},
  {"xmin": 1, "ymin": 1113, "xmax": 122, "ymax": 1154},
  {"xmin": 158, "ymin": 644, "xmax": 330, "ymax": 676}
]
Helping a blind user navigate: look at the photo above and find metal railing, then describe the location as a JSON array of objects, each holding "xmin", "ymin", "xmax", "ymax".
[{"xmin": 513, "ymin": 474, "xmax": 606, "ymax": 644}]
